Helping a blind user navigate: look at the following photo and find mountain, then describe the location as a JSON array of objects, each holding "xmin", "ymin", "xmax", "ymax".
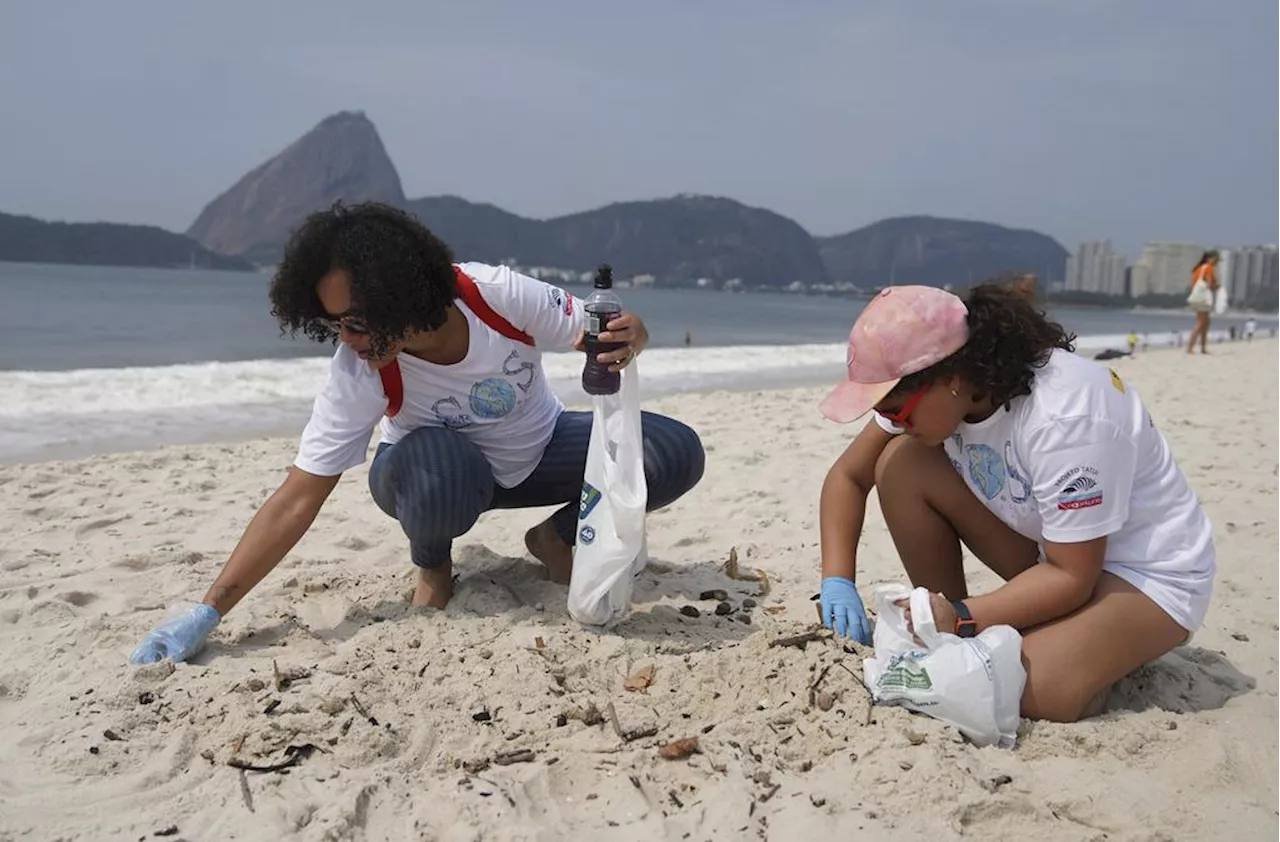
[
  {"xmin": 546, "ymin": 195, "xmax": 828, "ymax": 287},
  {"xmin": 0, "ymin": 211, "xmax": 253, "ymax": 271},
  {"xmin": 816, "ymin": 215, "xmax": 1069, "ymax": 289},
  {"xmin": 179, "ymin": 112, "xmax": 1068, "ymax": 289},
  {"xmin": 406, "ymin": 194, "xmax": 828, "ymax": 287},
  {"xmin": 186, "ymin": 111, "xmax": 405, "ymax": 260},
  {"xmin": 404, "ymin": 195, "xmax": 552, "ymax": 266}
]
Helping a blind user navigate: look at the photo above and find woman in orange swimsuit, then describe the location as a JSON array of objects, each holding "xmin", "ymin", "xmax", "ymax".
[{"xmin": 1185, "ymin": 250, "xmax": 1219, "ymax": 354}]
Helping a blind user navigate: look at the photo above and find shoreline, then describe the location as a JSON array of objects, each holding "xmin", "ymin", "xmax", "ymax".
[
  {"xmin": 7, "ymin": 332, "xmax": 1269, "ymax": 468},
  {"xmin": 4, "ymin": 335, "xmax": 1268, "ymax": 468}
]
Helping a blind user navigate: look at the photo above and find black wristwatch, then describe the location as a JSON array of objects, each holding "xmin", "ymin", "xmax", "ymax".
[{"xmin": 951, "ymin": 600, "xmax": 977, "ymax": 638}]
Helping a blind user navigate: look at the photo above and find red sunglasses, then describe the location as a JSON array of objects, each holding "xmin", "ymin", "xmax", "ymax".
[{"xmin": 878, "ymin": 384, "xmax": 928, "ymax": 430}]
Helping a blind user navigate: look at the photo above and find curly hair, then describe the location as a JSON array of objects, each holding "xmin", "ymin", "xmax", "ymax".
[
  {"xmin": 268, "ymin": 201, "xmax": 457, "ymax": 358},
  {"xmin": 888, "ymin": 283, "xmax": 1076, "ymax": 410}
]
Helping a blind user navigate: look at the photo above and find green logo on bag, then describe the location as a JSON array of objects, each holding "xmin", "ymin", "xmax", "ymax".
[
  {"xmin": 878, "ymin": 657, "xmax": 933, "ymax": 692},
  {"xmin": 579, "ymin": 483, "xmax": 602, "ymax": 520}
]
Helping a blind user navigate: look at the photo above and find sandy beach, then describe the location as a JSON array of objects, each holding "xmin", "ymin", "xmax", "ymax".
[{"xmin": 0, "ymin": 339, "xmax": 1275, "ymax": 841}]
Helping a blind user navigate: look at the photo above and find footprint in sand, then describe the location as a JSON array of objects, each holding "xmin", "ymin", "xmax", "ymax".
[
  {"xmin": 113, "ymin": 555, "xmax": 159, "ymax": 571},
  {"xmin": 293, "ymin": 591, "xmax": 360, "ymax": 629},
  {"xmin": 57, "ymin": 590, "xmax": 98, "ymax": 607},
  {"xmin": 74, "ymin": 515, "xmax": 130, "ymax": 537}
]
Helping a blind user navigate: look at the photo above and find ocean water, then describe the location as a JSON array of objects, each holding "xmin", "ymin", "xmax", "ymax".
[{"xmin": 3, "ymin": 261, "xmax": 1272, "ymax": 462}]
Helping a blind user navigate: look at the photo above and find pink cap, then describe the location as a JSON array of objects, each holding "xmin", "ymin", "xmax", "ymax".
[{"xmin": 819, "ymin": 286, "xmax": 970, "ymax": 423}]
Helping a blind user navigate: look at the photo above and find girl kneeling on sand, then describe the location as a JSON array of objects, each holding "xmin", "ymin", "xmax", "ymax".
[{"xmin": 815, "ymin": 284, "xmax": 1216, "ymax": 723}]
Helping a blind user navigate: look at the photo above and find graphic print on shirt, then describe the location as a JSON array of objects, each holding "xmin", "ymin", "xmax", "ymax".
[
  {"xmin": 546, "ymin": 286, "xmax": 574, "ymax": 316},
  {"xmin": 431, "ymin": 396, "xmax": 474, "ymax": 429},
  {"xmin": 948, "ymin": 433, "xmax": 965, "ymax": 476},
  {"xmin": 1054, "ymin": 465, "xmax": 1103, "ymax": 510},
  {"xmin": 468, "ymin": 378, "xmax": 518, "ymax": 419},
  {"xmin": 965, "ymin": 443, "xmax": 1007, "ymax": 500},
  {"xmin": 1004, "ymin": 440, "xmax": 1032, "ymax": 504},
  {"xmin": 502, "ymin": 349, "xmax": 536, "ymax": 393}
]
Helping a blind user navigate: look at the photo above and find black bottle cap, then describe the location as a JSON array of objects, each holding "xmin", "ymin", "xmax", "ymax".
[{"xmin": 593, "ymin": 264, "xmax": 614, "ymax": 290}]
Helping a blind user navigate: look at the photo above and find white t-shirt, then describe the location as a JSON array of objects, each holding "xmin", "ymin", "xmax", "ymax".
[
  {"xmin": 294, "ymin": 262, "xmax": 586, "ymax": 488},
  {"xmin": 875, "ymin": 350, "xmax": 1215, "ymax": 632}
]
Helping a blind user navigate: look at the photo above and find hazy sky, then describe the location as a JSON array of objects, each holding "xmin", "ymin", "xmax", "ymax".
[{"xmin": 1, "ymin": 1, "xmax": 1275, "ymax": 257}]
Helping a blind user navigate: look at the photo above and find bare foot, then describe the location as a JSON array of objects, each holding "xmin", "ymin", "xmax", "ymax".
[
  {"xmin": 525, "ymin": 518, "xmax": 574, "ymax": 584},
  {"xmin": 411, "ymin": 563, "xmax": 454, "ymax": 608}
]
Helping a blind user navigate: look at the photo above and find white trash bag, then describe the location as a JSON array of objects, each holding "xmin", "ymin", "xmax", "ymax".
[
  {"xmin": 861, "ymin": 584, "xmax": 1026, "ymax": 748},
  {"xmin": 567, "ymin": 363, "xmax": 649, "ymax": 628}
]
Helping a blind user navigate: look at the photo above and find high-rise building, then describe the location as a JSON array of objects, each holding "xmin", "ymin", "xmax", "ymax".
[
  {"xmin": 1065, "ymin": 240, "xmax": 1127, "ymax": 296},
  {"xmin": 1130, "ymin": 241, "xmax": 1204, "ymax": 298},
  {"xmin": 1221, "ymin": 245, "xmax": 1279, "ymax": 308}
]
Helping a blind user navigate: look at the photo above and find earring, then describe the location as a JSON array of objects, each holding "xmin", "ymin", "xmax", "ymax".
[{"xmin": 950, "ymin": 389, "xmax": 959, "ymax": 397}]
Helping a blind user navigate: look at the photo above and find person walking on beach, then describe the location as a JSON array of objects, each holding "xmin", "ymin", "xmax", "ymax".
[
  {"xmin": 1184, "ymin": 250, "xmax": 1219, "ymax": 354},
  {"xmin": 130, "ymin": 202, "xmax": 705, "ymax": 665},
  {"xmin": 814, "ymin": 284, "xmax": 1215, "ymax": 723}
]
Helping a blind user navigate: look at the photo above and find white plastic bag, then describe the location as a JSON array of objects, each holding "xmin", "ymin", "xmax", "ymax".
[
  {"xmin": 862, "ymin": 584, "xmax": 1026, "ymax": 748},
  {"xmin": 1186, "ymin": 279, "xmax": 1214, "ymax": 310},
  {"xmin": 567, "ymin": 363, "xmax": 649, "ymax": 628}
]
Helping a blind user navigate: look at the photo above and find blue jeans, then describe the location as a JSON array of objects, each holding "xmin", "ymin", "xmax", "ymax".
[{"xmin": 368, "ymin": 410, "xmax": 705, "ymax": 568}]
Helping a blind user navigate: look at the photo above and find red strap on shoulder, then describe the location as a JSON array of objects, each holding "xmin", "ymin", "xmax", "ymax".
[
  {"xmin": 376, "ymin": 267, "xmax": 534, "ymax": 418},
  {"xmin": 378, "ymin": 360, "xmax": 403, "ymax": 418},
  {"xmin": 453, "ymin": 265, "xmax": 534, "ymax": 346}
]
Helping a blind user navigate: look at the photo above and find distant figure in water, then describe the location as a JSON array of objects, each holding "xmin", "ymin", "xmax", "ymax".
[{"xmin": 684, "ymin": 330, "xmax": 693, "ymax": 347}]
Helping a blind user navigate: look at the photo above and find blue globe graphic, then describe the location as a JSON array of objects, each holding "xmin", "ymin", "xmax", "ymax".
[{"xmin": 469, "ymin": 378, "xmax": 517, "ymax": 419}]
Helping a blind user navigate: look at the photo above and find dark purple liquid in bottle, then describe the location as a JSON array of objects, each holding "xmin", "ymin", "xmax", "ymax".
[{"xmin": 582, "ymin": 303, "xmax": 623, "ymax": 395}]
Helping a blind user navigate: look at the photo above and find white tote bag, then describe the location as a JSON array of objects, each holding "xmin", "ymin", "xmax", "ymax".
[
  {"xmin": 1186, "ymin": 278, "xmax": 1214, "ymax": 311},
  {"xmin": 566, "ymin": 363, "xmax": 649, "ymax": 628},
  {"xmin": 862, "ymin": 585, "xmax": 1026, "ymax": 748}
]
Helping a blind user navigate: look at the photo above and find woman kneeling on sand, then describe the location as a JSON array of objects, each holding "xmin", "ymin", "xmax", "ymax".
[{"xmin": 815, "ymin": 284, "xmax": 1216, "ymax": 723}]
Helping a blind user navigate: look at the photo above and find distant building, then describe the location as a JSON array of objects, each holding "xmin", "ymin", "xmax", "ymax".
[
  {"xmin": 1130, "ymin": 241, "xmax": 1204, "ymax": 298},
  {"xmin": 1220, "ymin": 245, "xmax": 1278, "ymax": 308},
  {"xmin": 1064, "ymin": 240, "xmax": 1127, "ymax": 297}
]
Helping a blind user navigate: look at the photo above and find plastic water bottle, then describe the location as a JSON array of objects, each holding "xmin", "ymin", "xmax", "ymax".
[{"xmin": 581, "ymin": 264, "xmax": 625, "ymax": 395}]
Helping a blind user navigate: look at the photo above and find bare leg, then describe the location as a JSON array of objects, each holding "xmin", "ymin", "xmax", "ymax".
[
  {"xmin": 873, "ymin": 438, "xmax": 1188, "ymax": 723},
  {"xmin": 524, "ymin": 517, "xmax": 574, "ymax": 584},
  {"xmin": 1199, "ymin": 313, "xmax": 1211, "ymax": 353},
  {"xmin": 1019, "ymin": 572, "xmax": 1188, "ymax": 722},
  {"xmin": 874, "ymin": 436, "xmax": 1039, "ymax": 599}
]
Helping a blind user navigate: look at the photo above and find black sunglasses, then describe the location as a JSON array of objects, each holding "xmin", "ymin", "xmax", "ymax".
[{"xmin": 316, "ymin": 314, "xmax": 370, "ymax": 335}]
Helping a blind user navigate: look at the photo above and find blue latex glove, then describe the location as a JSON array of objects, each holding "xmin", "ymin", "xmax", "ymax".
[
  {"xmin": 129, "ymin": 601, "xmax": 221, "ymax": 665},
  {"xmin": 820, "ymin": 576, "xmax": 871, "ymax": 644}
]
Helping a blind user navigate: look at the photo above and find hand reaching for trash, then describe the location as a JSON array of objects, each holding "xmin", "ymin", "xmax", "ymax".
[
  {"xmin": 819, "ymin": 576, "xmax": 872, "ymax": 644},
  {"xmin": 129, "ymin": 601, "xmax": 221, "ymax": 665}
]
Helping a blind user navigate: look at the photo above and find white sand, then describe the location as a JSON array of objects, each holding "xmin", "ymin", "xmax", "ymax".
[{"xmin": 0, "ymin": 340, "xmax": 1276, "ymax": 841}]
